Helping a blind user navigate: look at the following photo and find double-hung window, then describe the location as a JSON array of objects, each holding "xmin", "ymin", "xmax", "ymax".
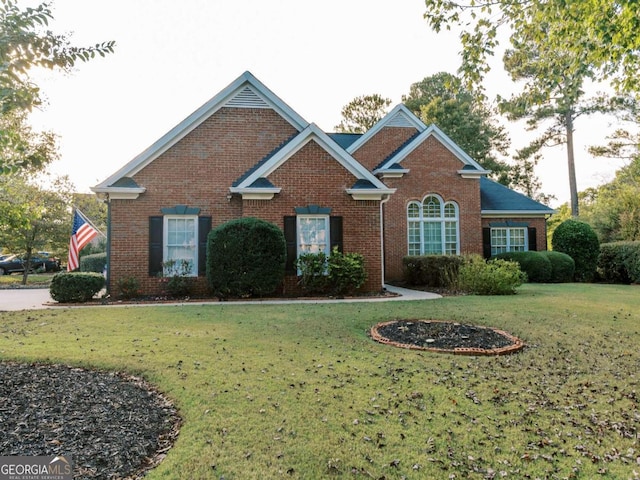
[
  {"xmin": 407, "ymin": 195, "xmax": 459, "ymax": 255},
  {"xmin": 297, "ymin": 215, "xmax": 330, "ymax": 256},
  {"xmin": 163, "ymin": 215, "xmax": 198, "ymax": 276},
  {"xmin": 490, "ymin": 227, "xmax": 527, "ymax": 256}
]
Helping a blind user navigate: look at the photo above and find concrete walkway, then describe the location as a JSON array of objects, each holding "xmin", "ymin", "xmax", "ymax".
[{"xmin": 0, "ymin": 285, "xmax": 440, "ymax": 312}]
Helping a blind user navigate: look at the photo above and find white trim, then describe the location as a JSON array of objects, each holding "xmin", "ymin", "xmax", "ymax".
[
  {"xmin": 228, "ymin": 187, "xmax": 281, "ymax": 200},
  {"xmin": 163, "ymin": 215, "xmax": 198, "ymax": 277},
  {"xmin": 482, "ymin": 210, "xmax": 556, "ymax": 217},
  {"xmin": 490, "ymin": 226, "xmax": 529, "ymax": 256},
  {"xmin": 407, "ymin": 195, "xmax": 460, "ymax": 255},
  {"xmin": 233, "ymin": 123, "xmax": 395, "ymax": 197},
  {"xmin": 93, "ymin": 71, "xmax": 309, "ymax": 190},
  {"xmin": 346, "ymin": 189, "xmax": 395, "ymax": 201},
  {"xmin": 346, "ymin": 104, "xmax": 426, "ymax": 154},
  {"xmin": 373, "ymin": 168, "xmax": 410, "ymax": 178},
  {"xmin": 377, "ymin": 124, "xmax": 490, "ymax": 174},
  {"xmin": 458, "ymin": 169, "xmax": 487, "ymax": 179},
  {"xmin": 90, "ymin": 186, "xmax": 146, "ymax": 200},
  {"xmin": 296, "ymin": 214, "xmax": 330, "ymax": 257}
]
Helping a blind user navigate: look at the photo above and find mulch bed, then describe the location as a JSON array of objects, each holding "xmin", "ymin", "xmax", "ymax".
[
  {"xmin": 0, "ymin": 362, "xmax": 180, "ymax": 479},
  {"xmin": 371, "ymin": 320, "xmax": 524, "ymax": 355}
]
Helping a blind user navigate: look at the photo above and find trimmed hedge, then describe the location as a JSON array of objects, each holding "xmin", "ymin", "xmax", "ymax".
[
  {"xmin": 598, "ymin": 241, "xmax": 640, "ymax": 284},
  {"xmin": 80, "ymin": 252, "xmax": 107, "ymax": 273},
  {"xmin": 494, "ymin": 251, "xmax": 552, "ymax": 283},
  {"xmin": 538, "ymin": 251, "xmax": 575, "ymax": 283},
  {"xmin": 207, "ymin": 217, "xmax": 286, "ymax": 299},
  {"xmin": 50, "ymin": 272, "xmax": 105, "ymax": 303},
  {"xmin": 552, "ymin": 219, "xmax": 600, "ymax": 282},
  {"xmin": 402, "ymin": 255, "xmax": 464, "ymax": 288}
]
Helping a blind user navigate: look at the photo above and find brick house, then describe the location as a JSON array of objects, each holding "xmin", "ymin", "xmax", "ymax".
[{"xmin": 92, "ymin": 71, "xmax": 554, "ymax": 296}]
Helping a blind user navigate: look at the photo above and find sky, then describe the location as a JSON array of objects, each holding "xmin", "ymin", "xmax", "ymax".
[{"xmin": 27, "ymin": 0, "xmax": 629, "ymax": 207}]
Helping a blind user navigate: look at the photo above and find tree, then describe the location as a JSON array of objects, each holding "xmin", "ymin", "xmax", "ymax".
[
  {"xmin": 402, "ymin": 72, "xmax": 512, "ymax": 184},
  {"xmin": 1, "ymin": 0, "xmax": 114, "ymax": 172},
  {"xmin": 423, "ymin": 0, "xmax": 640, "ymax": 94},
  {"xmin": 0, "ymin": 172, "xmax": 74, "ymax": 284},
  {"xmin": 335, "ymin": 94, "xmax": 392, "ymax": 133},
  {"xmin": 0, "ymin": 111, "xmax": 58, "ymax": 173}
]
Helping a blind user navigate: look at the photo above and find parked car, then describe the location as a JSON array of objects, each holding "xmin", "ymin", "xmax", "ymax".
[{"xmin": 0, "ymin": 254, "xmax": 62, "ymax": 275}]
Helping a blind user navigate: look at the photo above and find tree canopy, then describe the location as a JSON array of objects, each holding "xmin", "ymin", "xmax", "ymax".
[
  {"xmin": 0, "ymin": 0, "xmax": 114, "ymax": 173},
  {"xmin": 334, "ymin": 94, "xmax": 392, "ymax": 133},
  {"xmin": 423, "ymin": 0, "xmax": 640, "ymax": 94}
]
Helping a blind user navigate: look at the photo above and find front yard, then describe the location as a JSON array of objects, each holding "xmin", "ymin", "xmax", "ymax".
[{"xmin": 0, "ymin": 283, "xmax": 638, "ymax": 479}]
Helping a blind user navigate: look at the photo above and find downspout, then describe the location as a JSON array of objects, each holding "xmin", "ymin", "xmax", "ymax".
[
  {"xmin": 380, "ymin": 194, "xmax": 391, "ymax": 290},
  {"xmin": 105, "ymin": 195, "xmax": 111, "ymax": 295}
]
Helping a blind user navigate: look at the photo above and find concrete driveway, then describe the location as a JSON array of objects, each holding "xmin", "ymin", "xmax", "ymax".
[
  {"xmin": 0, "ymin": 288, "xmax": 54, "ymax": 311},
  {"xmin": 0, "ymin": 285, "xmax": 440, "ymax": 311}
]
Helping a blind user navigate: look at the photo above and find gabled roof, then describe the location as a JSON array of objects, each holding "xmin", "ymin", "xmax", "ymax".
[
  {"xmin": 346, "ymin": 104, "xmax": 426, "ymax": 154},
  {"xmin": 230, "ymin": 123, "xmax": 395, "ymax": 200},
  {"xmin": 327, "ymin": 132, "xmax": 362, "ymax": 149},
  {"xmin": 374, "ymin": 123, "xmax": 491, "ymax": 175},
  {"xmin": 92, "ymin": 71, "xmax": 309, "ymax": 193},
  {"xmin": 480, "ymin": 177, "xmax": 555, "ymax": 216}
]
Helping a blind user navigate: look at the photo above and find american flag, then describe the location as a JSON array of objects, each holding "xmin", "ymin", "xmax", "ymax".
[{"xmin": 68, "ymin": 210, "xmax": 99, "ymax": 271}]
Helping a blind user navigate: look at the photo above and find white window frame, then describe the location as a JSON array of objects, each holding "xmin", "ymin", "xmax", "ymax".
[
  {"xmin": 407, "ymin": 195, "xmax": 460, "ymax": 255},
  {"xmin": 296, "ymin": 215, "xmax": 330, "ymax": 257},
  {"xmin": 163, "ymin": 215, "xmax": 198, "ymax": 277},
  {"xmin": 490, "ymin": 227, "xmax": 528, "ymax": 256}
]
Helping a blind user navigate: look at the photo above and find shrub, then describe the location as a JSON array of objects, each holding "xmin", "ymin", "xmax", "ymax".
[
  {"xmin": 80, "ymin": 253, "xmax": 107, "ymax": 273},
  {"xmin": 538, "ymin": 251, "xmax": 575, "ymax": 283},
  {"xmin": 116, "ymin": 276, "xmax": 141, "ymax": 299},
  {"xmin": 50, "ymin": 272, "xmax": 105, "ymax": 303},
  {"xmin": 457, "ymin": 255, "xmax": 526, "ymax": 295},
  {"xmin": 597, "ymin": 241, "xmax": 640, "ymax": 284},
  {"xmin": 327, "ymin": 248, "xmax": 367, "ymax": 295},
  {"xmin": 402, "ymin": 255, "xmax": 464, "ymax": 288},
  {"xmin": 552, "ymin": 219, "xmax": 600, "ymax": 282},
  {"xmin": 159, "ymin": 259, "xmax": 195, "ymax": 298},
  {"xmin": 494, "ymin": 251, "xmax": 552, "ymax": 283},
  {"xmin": 295, "ymin": 252, "xmax": 329, "ymax": 294},
  {"xmin": 207, "ymin": 217, "xmax": 286, "ymax": 299}
]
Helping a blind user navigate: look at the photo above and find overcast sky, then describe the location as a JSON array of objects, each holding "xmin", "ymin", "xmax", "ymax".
[{"xmin": 27, "ymin": 0, "xmax": 627, "ymax": 206}]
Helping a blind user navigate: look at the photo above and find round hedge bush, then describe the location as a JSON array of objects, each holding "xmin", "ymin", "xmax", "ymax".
[
  {"xmin": 538, "ymin": 251, "xmax": 575, "ymax": 283},
  {"xmin": 551, "ymin": 219, "xmax": 600, "ymax": 282},
  {"xmin": 50, "ymin": 272, "xmax": 105, "ymax": 303},
  {"xmin": 494, "ymin": 251, "xmax": 552, "ymax": 283},
  {"xmin": 207, "ymin": 217, "xmax": 286, "ymax": 299}
]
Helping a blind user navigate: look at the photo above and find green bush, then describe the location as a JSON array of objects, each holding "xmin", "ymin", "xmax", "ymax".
[
  {"xmin": 538, "ymin": 251, "xmax": 575, "ymax": 283},
  {"xmin": 295, "ymin": 252, "xmax": 329, "ymax": 294},
  {"xmin": 402, "ymin": 255, "xmax": 464, "ymax": 287},
  {"xmin": 327, "ymin": 248, "xmax": 367, "ymax": 295},
  {"xmin": 50, "ymin": 272, "xmax": 105, "ymax": 303},
  {"xmin": 552, "ymin": 219, "xmax": 600, "ymax": 282},
  {"xmin": 597, "ymin": 241, "xmax": 640, "ymax": 284},
  {"xmin": 207, "ymin": 217, "xmax": 286, "ymax": 299},
  {"xmin": 159, "ymin": 259, "xmax": 195, "ymax": 298},
  {"xmin": 116, "ymin": 276, "xmax": 141, "ymax": 299},
  {"xmin": 80, "ymin": 252, "xmax": 107, "ymax": 273},
  {"xmin": 494, "ymin": 251, "xmax": 552, "ymax": 283},
  {"xmin": 457, "ymin": 255, "xmax": 526, "ymax": 295}
]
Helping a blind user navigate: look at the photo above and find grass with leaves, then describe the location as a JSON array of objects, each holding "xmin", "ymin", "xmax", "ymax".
[{"xmin": 0, "ymin": 283, "xmax": 639, "ymax": 479}]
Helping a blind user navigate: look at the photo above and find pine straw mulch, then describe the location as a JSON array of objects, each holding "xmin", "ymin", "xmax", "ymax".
[{"xmin": 0, "ymin": 362, "xmax": 180, "ymax": 479}]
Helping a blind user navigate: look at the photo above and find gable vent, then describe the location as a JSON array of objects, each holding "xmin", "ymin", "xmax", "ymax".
[
  {"xmin": 387, "ymin": 111, "xmax": 415, "ymax": 128},
  {"xmin": 225, "ymin": 85, "xmax": 271, "ymax": 109}
]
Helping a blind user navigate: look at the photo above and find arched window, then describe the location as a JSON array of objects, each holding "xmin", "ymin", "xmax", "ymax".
[{"xmin": 407, "ymin": 195, "xmax": 459, "ymax": 255}]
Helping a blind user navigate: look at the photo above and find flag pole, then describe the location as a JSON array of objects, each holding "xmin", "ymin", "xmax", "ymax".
[{"xmin": 73, "ymin": 207, "xmax": 106, "ymax": 239}]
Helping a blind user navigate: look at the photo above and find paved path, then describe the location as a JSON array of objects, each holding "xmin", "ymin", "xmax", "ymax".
[{"xmin": 0, "ymin": 285, "xmax": 440, "ymax": 311}]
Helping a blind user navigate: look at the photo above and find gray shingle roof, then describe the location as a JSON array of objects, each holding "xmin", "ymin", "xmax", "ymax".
[{"xmin": 480, "ymin": 177, "xmax": 554, "ymax": 213}]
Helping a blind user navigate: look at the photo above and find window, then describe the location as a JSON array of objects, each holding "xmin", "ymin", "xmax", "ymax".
[
  {"xmin": 163, "ymin": 215, "xmax": 198, "ymax": 276},
  {"xmin": 407, "ymin": 195, "xmax": 459, "ymax": 255},
  {"xmin": 297, "ymin": 216, "xmax": 330, "ymax": 255},
  {"xmin": 490, "ymin": 227, "xmax": 527, "ymax": 256}
]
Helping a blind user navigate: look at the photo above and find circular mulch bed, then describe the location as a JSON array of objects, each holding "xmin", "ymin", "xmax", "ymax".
[
  {"xmin": 0, "ymin": 362, "xmax": 180, "ymax": 478},
  {"xmin": 371, "ymin": 320, "xmax": 524, "ymax": 355}
]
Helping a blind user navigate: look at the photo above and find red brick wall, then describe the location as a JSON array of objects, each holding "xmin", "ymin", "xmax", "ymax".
[
  {"xmin": 377, "ymin": 136, "xmax": 483, "ymax": 281},
  {"xmin": 108, "ymin": 109, "xmax": 384, "ymax": 296},
  {"xmin": 351, "ymin": 127, "xmax": 417, "ymax": 171}
]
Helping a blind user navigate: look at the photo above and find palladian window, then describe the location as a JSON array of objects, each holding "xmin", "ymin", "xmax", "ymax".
[{"xmin": 407, "ymin": 195, "xmax": 459, "ymax": 255}]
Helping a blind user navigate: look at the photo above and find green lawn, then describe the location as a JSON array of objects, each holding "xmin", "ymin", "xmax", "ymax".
[
  {"xmin": 1, "ymin": 283, "xmax": 639, "ymax": 479},
  {"xmin": 0, "ymin": 272, "xmax": 54, "ymax": 287}
]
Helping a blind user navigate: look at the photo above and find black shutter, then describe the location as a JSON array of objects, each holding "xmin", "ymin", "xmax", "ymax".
[
  {"xmin": 149, "ymin": 216, "xmax": 163, "ymax": 276},
  {"xmin": 482, "ymin": 227, "xmax": 492, "ymax": 259},
  {"xmin": 330, "ymin": 216, "xmax": 343, "ymax": 253},
  {"xmin": 528, "ymin": 227, "xmax": 537, "ymax": 251},
  {"xmin": 198, "ymin": 216, "xmax": 212, "ymax": 276},
  {"xmin": 284, "ymin": 216, "xmax": 297, "ymax": 274}
]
